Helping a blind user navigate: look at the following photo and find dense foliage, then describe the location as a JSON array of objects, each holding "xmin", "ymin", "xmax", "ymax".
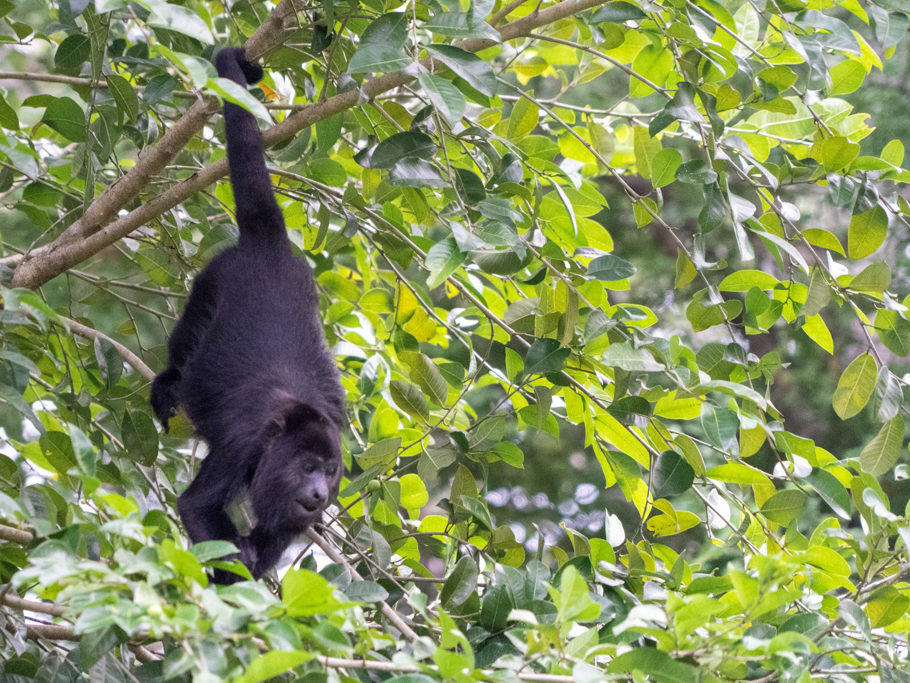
[{"xmin": 1, "ymin": 0, "xmax": 909, "ymax": 680}]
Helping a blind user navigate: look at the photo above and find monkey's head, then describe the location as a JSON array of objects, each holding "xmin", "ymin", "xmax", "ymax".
[{"xmin": 250, "ymin": 398, "xmax": 343, "ymax": 534}]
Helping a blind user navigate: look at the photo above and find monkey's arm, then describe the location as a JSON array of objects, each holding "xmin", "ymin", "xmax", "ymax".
[{"xmin": 151, "ymin": 270, "xmax": 219, "ymax": 430}]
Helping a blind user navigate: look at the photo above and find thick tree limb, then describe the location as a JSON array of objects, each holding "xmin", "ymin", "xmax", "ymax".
[
  {"xmin": 0, "ymin": 523, "xmax": 33, "ymax": 545},
  {"xmin": 1, "ymin": 592, "xmax": 66, "ymax": 617},
  {"xmin": 7, "ymin": 0, "xmax": 608, "ymax": 289}
]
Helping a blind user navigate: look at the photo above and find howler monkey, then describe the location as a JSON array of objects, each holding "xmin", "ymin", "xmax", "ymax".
[{"xmin": 150, "ymin": 48, "xmax": 345, "ymax": 584}]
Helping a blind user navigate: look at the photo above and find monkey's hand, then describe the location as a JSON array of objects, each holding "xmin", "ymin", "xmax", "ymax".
[
  {"xmin": 214, "ymin": 47, "xmax": 263, "ymax": 87},
  {"xmin": 150, "ymin": 367, "xmax": 181, "ymax": 433}
]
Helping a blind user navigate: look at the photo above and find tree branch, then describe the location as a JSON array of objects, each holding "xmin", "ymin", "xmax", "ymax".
[
  {"xmin": 0, "ymin": 523, "xmax": 33, "ymax": 545},
  {"xmin": 305, "ymin": 528, "xmax": 420, "ymax": 642},
  {"xmin": 6, "ymin": 0, "xmax": 306, "ymax": 288},
  {"xmin": 6, "ymin": 0, "xmax": 608, "ymax": 290},
  {"xmin": 58, "ymin": 316, "xmax": 155, "ymax": 381}
]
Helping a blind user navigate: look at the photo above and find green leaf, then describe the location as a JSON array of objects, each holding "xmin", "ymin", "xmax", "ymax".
[
  {"xmin": 705, "ymin": 463, "xmax": 769, "ymax": 485},
  {"xmin": 859, "ymin": 416, "xmax": 904, "ymax": 477},
  {"xmin": 418, "ymin": 73, "xmax": 466, "ymax": 127},
  {"xmin": 850, "ymin": 262, "xmax": 891, "ymax": 293},
  {"xmin": 207, "ymin": 77, "xmax": 271, "ymax": 124},
  {"xmin": 440, "ymin": 556, "xmax": 478, "ymax": 607},
  {"xmin": 400, "ymin": 473, "xmax": 428, "ymax": 510},
  {"xmin": 190, "ymin": 540, "xmax": 238, "ymax": 563},
  {"xmin": 425, "ymin": 12, "xmax": 500, "ymax": 40},
  {"xmin": 105, "ymin": 74, "xmax": 139, "ymax": 123},
  {"xmin": 426, "ymin": 236, "xmax": 465, "ymax": 288},
  {"xmin": 120, "ymin": 410, "xmax": 158, "ymax": 467},
  {"xmin": 830, "ymin": 58, "xmax": 866, "ymax": 95},
  {"xmin": 866, "ymin": 586, "xmax": 909, "ymax": 628},
  {"xmin": 812, "ymin": 135, "xmax": 859, "ymax": 172},
  {"xmin": 523, "ymin": 338, "xmax": 570, "ymax": 376},
  {"xmin": 405, "ymin": 352, "xmax": 447, "ymax": 405},
  {"xmin": 236, "ymin": 651, "xmax": 312, "ymax": 683},
  {"xmin": 507, "ymin": 97, "xmax": 539, "ymax": 139},
  {"xmin": 832, "ymin": 353, "xmax": 877, "ymax": 420},
  {"xmin": 848, "ymin": 205, "xmax": 887, "ymax": 260},
  {"xmin": 390, "ymin": 380, "xmax": 430, "ymax": 420},
  {"xmin": 349, "ymin": 13, "xmax": 410, "ymax": 73},
  {"xmin": 146, "ymin": 2, "xmax": 213, "ymax": 43},
  {"xmin": 718, "ymin": 269, "xmax": 780, "ymax": 291},
  {"xmin": 588, "ymin": 253, "xmax": 635, "ymax": 281},
  {"xmin": 760, "ymin": 489, "xmax": 806, "ymax": 525},
  {"xmin": 589, "ymin": 1, "xmax": 646, "ymax": 22},
  {"xmin": 283, "ymin": 569, "xmax": 351, "ymax": 615},
  {"xmin": 390, "ymin": 158, "xmax": 445, "ymax": 187},
  {"xmin": 0, "ymin": 91, "xmax": 18, "ymax": 129},
  {"xmin": 601, "ymin": 342, "xmax": 662, "ymax": 372},
  {"xmin": 651, "ymin": 148, "xmax": 682, "ymax": 188},
  {"xmin": 875, "ymin": 309, "xmax": 910, "ymax": 356},
  {"xmin": 806, "ymin": 468, "xmax": 851, "ymax": 519},
  {"xmin": 607, "ymin": 648, "xmax": 697, "ymax": 682},
  {"xmin": 652, "ymin": 451, "xmax": 695, "ymax": 498},
  {"xmin": 700, "ymin": 404, "xmax": 738, "ymax": 452},
  {"xmin": 427, "ymin": 44, "xmax": 497, "ymax": 96},
  {"xmin": 42, "ymin": 96, "xmax": 86, "ymax": 141},
  {"xmin": 371, "ymin": 131, "xmax": 436, "ymax": 169},
  {"xmin": 345, "ymin": 580, "xmax": 389, "ymax": 602},
  {"xmin": 54, "ymin": 34, "xmax": 90, "ymax": 71}
]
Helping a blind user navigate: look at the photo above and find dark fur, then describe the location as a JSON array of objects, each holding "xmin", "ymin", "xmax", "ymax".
[{"xmin": 150, "ymin": 48, "xmax": 344, "ymax": 584}]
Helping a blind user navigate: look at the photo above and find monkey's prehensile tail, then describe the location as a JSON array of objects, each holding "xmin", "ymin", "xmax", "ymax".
[{"xmin": 214, "ymin": 48, "xmax": 285, "ymax": 248}]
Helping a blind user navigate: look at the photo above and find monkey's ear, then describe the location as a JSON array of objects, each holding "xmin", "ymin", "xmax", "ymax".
[{"xmin": 265, "ymin": 397, "xmax": 323, "ymax": 438}]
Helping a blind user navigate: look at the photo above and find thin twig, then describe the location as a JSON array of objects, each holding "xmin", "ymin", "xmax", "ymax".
[{"xmin": 305, "ymin": 528, "xmax": 420, "ymax": 641}]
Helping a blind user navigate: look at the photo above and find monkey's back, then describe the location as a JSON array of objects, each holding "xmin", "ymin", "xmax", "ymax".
[{"xmin": 178, "ymin": 244, "xmax": 344, "ymax": 455}]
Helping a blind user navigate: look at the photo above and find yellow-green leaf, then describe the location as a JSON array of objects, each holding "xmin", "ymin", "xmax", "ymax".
[
  {"xmin": 859, "ymin": 416, "xmax": 904, "ymax": 477},
  {"xmin": 848, "ymin": 206, "xmax": 887, "ymax": 260},
  {"xmin": 829, "ymin": 59, "xmax": 866, "ymax": 95},
  {"xmin": 832, "ymin": 353, "xmax": 877, "ymax": 420},
  {"xmin": 802, "ymin": 314, "xmax": 833, "ymax": 354},
  {"xmin": 718, "ymin": 269, "xmax": 780, "ymax": 292}
]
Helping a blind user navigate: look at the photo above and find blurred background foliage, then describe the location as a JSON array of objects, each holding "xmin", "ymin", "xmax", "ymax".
[{"xmin": 0, "ymin": 0, "xmax": 910, "ymax": 680}]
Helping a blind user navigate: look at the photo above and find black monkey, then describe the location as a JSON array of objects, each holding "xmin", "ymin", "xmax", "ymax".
[{"xmin": 150, "ymin": 48, "xmax": 345, "ymax": 583}]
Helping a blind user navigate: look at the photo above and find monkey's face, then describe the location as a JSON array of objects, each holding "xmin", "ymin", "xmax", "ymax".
[{"xmin": 250, "ymin": 407, "xmax": 342, "ymax": 534}]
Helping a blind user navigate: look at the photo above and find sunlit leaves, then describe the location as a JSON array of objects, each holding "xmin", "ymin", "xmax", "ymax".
[
  {"xmin": 832, "ymin": 353, "xmax": 877, "ymax": 419},
  {"xmin": 848, "ymin": 205, "xmax": 888, "ymax": 259},
  {"xmin": 760, "ymin": 490, "xmax": 807, "ymax": 526}
]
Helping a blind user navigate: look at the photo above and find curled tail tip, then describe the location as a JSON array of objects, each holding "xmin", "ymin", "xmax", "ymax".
[{"xmin": 215, "ymin": 47, "xmax": 264, "ymax": 85}]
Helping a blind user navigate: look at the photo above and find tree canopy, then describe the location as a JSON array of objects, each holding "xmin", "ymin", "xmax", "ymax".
[{"xmin": 1, "ymin": 0, "xmax": 910, "ymax": 680}]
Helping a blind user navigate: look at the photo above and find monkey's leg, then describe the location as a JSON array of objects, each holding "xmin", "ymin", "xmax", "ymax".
[
  {"xmin": 178, "ymin": 453, "xmax": 240, "ymax": 542},
  {"xmin": 178, "ymin": 452, "xmax": 249, "ymax": 584},
  {"xmin": 151, "ymin": 269, "xmax": 219, "ymax": 430}
]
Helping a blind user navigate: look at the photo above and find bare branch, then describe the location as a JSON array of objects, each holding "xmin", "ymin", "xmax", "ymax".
[
  {"xmin": 59, "ymin": 316, "xmax": 155, "ymax": 381},
  {"xmin": 6, "ymin": 0, "xmax": 608, "ymax": 290},
  {"xmin": 1, "ymin": 593, "xmax": 66, "ymax": 617},
  {"xmin": 0, "ymin": 523, "xmax": 33, "ymax": 545}
]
